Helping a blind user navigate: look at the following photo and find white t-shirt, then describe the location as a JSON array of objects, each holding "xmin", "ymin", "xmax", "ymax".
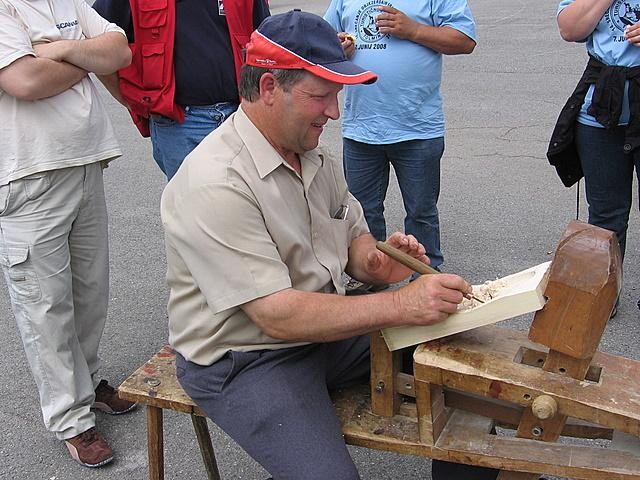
[{"xmin": 0, "ymin": 0, "xmax": 125, "ymax": 185}]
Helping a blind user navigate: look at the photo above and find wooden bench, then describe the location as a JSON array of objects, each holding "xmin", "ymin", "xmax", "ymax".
[{"xmin": 118, "ymin": 345, "xmax": 221, "ymax": 480}]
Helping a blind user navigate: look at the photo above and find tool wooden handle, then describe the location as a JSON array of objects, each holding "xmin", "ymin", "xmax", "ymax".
[
  {"xmin": 375, "ymin": 241, "xmax": 439, "ymax": 275},
  {"xmin": 376, "ymin": 241, "xmax": 484, "ymax": 304}
]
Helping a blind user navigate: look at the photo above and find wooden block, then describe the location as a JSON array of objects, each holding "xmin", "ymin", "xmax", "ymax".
[
  {"xmin": 381, "ymin": 262, "xmax": 550, "ymax": 350},
  {"xmin": 415, "ymin": 379, "xmax": 449, "ymax": 445},
  {"xmin": 370, "ymin": 331, "xmax": 402, "ymax": 417},
  {"xmin": 529, "ymin": 220, "xmax": 621, "ymax": 358}
]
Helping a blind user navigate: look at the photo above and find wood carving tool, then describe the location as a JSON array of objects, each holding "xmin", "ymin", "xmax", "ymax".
[{"xmin": 375, "ymin": 241, "xmax": 484, "ymax": 304}]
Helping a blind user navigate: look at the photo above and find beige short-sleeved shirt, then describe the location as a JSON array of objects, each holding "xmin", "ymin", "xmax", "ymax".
[{"xmin": 161, "ymin": 106, "xmax": 369, "ymax": 366}]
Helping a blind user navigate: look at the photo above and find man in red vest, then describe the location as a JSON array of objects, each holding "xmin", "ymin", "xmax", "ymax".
[{"xmin": 93, "ymin": 0, "xmax": 270, "ymax": 179}]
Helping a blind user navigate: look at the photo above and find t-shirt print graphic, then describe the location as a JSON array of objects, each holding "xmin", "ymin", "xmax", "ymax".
[{"xmin": 610, "ymin": 0, "xmax": 640, "ymax": 30}]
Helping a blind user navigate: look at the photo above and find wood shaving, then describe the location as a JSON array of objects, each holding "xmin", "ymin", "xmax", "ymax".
[{"xmin": 458, "ymin": 278, "xmax": 507, "ymax": 311}]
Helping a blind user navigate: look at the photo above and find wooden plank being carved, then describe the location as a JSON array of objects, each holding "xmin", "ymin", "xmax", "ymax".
[{"xmin": 381, "ymin": 262, "xmax": 551, "ymax": 351}]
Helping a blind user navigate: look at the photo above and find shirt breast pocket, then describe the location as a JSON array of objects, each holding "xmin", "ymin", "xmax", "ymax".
[{"xmin": 327, "ymin": 218, "xmax": 350, "ymax": 272}]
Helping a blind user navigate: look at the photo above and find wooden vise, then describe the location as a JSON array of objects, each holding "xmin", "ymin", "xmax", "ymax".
[{"xmin": 333, "ymin": 221, "xmax": 640, "ymax": 479}]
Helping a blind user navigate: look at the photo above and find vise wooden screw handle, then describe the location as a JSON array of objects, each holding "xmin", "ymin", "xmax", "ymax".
[{"xmin": 531, "ymin": 395, "xmax": 558, "ymax": 420}]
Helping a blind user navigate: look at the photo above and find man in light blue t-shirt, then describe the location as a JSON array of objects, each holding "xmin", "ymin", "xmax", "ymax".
[{"xmin": 324, "ymin": 0, "xmax": 476, "ymax": 280}]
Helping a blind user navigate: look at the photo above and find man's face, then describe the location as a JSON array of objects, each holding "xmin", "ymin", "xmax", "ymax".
[{"xmin": 272, "ymin": 73, "xmax": 342, "ymax": 156}]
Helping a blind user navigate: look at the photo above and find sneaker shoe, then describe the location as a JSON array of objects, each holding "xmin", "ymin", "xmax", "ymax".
[
  {"xmin": 64, "ymin": 427, "xmax": 114, "ymax": 468},
  {"xmin": 93, "ymin": 380, "xmax": 137, "ymax": 415}
]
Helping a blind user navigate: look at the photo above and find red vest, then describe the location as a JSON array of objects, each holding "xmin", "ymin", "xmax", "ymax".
[{"xmin": 119, "ymin": 0, "xmax": 257, "ymax": 137}]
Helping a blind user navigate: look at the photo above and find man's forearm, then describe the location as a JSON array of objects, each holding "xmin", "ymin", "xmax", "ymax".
[
  {"xmin": 242, "ymin": 271, "xmax": 467, "ymax": 343},
  {"xmin": 0, "ymin": 55, "xmax": 87, "ymax": 101},
  {"xmin": 242, "ymin": 288, "xmax": 404, "ymax": 343},
  {"xmin": 412, "ymin": 25, "xmax": 475, "ymax": 55},
  {"xmin": 375, "ymin": 7, "xmax": 475, "ymax": 55},
  {"xmin": 35, "ymin": 32, "xmax": 131, "ymax": 75},
  {"xmin": 557, "ymin": 0, "xmax": 613, "ymax": 42},
  {"xmin": 97, "ymin": 72, "xmax": 127, "ymax": 106}
]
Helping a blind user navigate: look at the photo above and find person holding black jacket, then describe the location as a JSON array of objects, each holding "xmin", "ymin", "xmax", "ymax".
[{"xmin": 548, "ymin": 0, "xmax": 640, "ymax": 315}]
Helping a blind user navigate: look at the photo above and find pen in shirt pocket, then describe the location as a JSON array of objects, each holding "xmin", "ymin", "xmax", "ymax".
[{"xmin": 333, "ymin": 204, "xmax": 349, "ymax": 220}]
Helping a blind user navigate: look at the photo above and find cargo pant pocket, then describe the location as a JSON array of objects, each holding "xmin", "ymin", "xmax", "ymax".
[
  {"xmin": 0, "ymin": 183, "xmax": 9, "ymax": 216},
  {"xmin": 0, "ymin": 244, "xmax": 42, "ymax": 304}
]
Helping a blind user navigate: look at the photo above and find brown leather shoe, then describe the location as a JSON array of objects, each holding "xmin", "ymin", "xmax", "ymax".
[
  {"xmin": 93, "ymin": 380, "xmax": 137, "ymax": 415},
  {"xmin": 64, "ymin": 427, "xmax": 114, "ymax": 467}
]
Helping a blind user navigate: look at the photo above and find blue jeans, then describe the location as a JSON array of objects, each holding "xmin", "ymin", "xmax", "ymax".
[
  {"xmin": 575, "ymin": 123, "xmax": 640, "ymax": 260},
  {"xmin": 149, "ymin": 102, "xmax": 238, "ymax": 179},
  {"xmin": 343, "ymin": 137, "xmax": 445, "ymax": 268}
]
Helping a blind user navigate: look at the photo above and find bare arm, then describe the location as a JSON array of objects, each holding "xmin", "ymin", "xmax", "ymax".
[
  {"xmin": 0, "ymin": 55, "xmax": 87, "ymax": 101},
  {"xmin": 96, "ymin": 72, "xmax": 127, "ymax": 106},
  {"xmin": 33, "ymin": 31, "xmax": 131, "ymax": 75},
  {"xmin": 241, "ymin": 273, "xmax": 471, "ymax": 343},
  {"xmin": 557, "ymin": 0, "xmax": 613, "ymax": 42},
  {"xmin": 375, "ymin": 6, "xmax": 475, "ymax": 55}
]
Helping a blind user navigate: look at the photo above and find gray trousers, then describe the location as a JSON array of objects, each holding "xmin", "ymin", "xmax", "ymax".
[
  {"xmin": 177, "ymin": 336, "xmax": 370, "ymax": 480},
  {"xmin": 0, "ymin": 164, "xmax": 109, "ymax": 439}
]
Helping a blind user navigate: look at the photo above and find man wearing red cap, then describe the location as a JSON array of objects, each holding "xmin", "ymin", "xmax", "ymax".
[{"xmin": 161, "ymin": 10, "xmax": 472, "ymax": 478}]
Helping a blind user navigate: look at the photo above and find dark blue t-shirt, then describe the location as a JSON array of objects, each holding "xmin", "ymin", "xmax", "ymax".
[{"xmin": 93, "ymin": 0, "xmax": 269, "ymax": 106}]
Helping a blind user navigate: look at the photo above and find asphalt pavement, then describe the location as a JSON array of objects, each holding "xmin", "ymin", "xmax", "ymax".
[{"xmin": 1, "ymin": 0, "xmax": 639, "ymax": 479}]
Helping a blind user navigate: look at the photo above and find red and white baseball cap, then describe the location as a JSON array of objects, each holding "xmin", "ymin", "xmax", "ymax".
[{"xmin": 245, "ymin": 9, "xmax": 377, "ymax": 85}]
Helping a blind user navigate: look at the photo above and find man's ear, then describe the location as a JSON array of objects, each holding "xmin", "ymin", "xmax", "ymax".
[{"xmin": 259, "ymin": 72, "xmax": 277, "ymax": 105}]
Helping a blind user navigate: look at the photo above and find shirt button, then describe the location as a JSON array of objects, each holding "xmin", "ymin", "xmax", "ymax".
[
  {"xmin": 312, "ymin": 232, "xmax": 319, "ymax": 239},
  {"xmin": 624, "ymin": 143, "xmax": 632, "ymax": 152}
]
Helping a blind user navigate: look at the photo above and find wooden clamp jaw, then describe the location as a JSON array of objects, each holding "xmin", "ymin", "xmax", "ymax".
[{"xmin": 529, "ymin": 220, "xmax": 621, "ymax": 367}]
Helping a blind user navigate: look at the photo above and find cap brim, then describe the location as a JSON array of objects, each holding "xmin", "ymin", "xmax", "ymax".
[{"xmin": 306, "ymin": 61, "xmax": 377, "ymax": 85}]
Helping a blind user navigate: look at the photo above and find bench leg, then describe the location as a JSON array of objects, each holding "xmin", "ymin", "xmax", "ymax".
[
  {"xmin": 191, "ymin": 415, "xmax": 221, "ymax": 480},
  {"xmin": 147, "ymin": 406, "xmax": 164, "ymax": 480}
]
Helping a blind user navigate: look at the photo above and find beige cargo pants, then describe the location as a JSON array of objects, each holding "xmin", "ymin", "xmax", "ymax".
[{"xmin": 0, "ymin": 163, "xmax": 108, "ymax": 440}]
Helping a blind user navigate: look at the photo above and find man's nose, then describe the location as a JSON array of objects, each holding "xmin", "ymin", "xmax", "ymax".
[{"xmin": 325, "ymin": 94, "xmax": 340, "ymax": 120}]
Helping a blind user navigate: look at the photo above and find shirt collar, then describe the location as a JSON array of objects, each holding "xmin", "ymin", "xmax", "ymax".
[{"xmin": 234, "ymin": 105, "xmax": 324, "ymax": 180}]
